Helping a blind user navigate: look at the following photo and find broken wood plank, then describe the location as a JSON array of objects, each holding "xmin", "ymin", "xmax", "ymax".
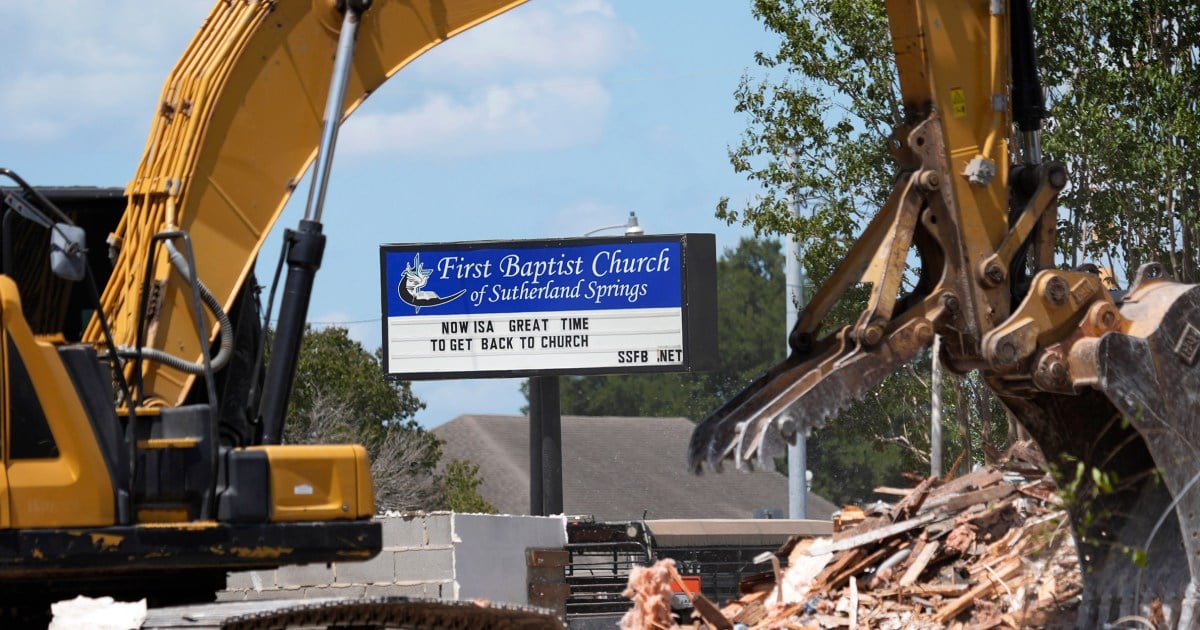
[
  {"xmin": 849, "ymin": 576, "xmax": 859, "ymax": 629},
  {"xmin": 930, "ymin": 481, "xmax": 1015, "ymax": 516},
  {"xmin": 808, "ymin": 510, "xmax": 945, "ymax": 556},
  {"xmin": 932, "ymin": 558, "xmax": 1022, "ymax": 624},
  {"xmin": 899, "ymin": 540, "xmax": 941, "ymax": 587},
  {"xmin": 826, "ymin": 542, "xmax": 903, "ymax": 591},
  {"xmin": 873, "ymin": 582, "xmax": 971, "ymax": 598},
  {"xmin": 691, "ymin": 593, "xmax": 733, "ymax": 630},
  {"xmin": 919, "ymin": 470, "xmax": 1003, "ymax": 511},
  {"xmin": 888, "ymin": 476, "xmax": 937, "ymax": 521}
]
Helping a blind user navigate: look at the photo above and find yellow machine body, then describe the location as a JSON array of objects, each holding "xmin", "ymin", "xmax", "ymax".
[{"xmin": 252, "ymin": 444, "xmax": 375, "ymax": 522}]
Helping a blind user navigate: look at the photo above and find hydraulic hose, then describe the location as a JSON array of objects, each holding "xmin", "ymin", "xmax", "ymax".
[{"xmin": 101, "ymin": 240, "xmax": 234, "ymax": 375}]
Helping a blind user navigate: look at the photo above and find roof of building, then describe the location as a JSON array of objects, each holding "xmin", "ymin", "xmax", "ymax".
[{"xmin": 434, "ymin": 414, "xmax": 838, "ymax": 521}]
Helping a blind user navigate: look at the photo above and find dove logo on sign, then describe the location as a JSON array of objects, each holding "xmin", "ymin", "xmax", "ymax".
[{"xmin": 396, "ymin": 254, "xmax": 466, "ymax": 313}]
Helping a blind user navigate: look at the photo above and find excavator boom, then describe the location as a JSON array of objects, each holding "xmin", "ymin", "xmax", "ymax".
[
  {"xmin": 82, "ymin": 0, "xmax": 529, "ymax": 413},
  {"xmin": 691, "ymin": 0, "xmax": 1200, "ymax": 626}
]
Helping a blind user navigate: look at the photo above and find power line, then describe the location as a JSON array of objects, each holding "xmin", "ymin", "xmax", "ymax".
[{"xmin": 267, "ymin": 317, "xmax": 378, "ymax": 326}]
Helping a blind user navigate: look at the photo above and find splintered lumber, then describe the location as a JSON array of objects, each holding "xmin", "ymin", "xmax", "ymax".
[
  {"xmin": 808, "ymin": 510, "xmax": 943, "ymax": 556},
  {"xmin": 825, "ymin": 541, "xmax": 903, "ymax": 591},
  {"xmin": 873, "ymin": 582, "xmax": 971, "ymax": 598},
  {"xmin": 932, "ymin": 557, "xmax": 1023, "ymax": 624},
  {"xmin": 888, "ymin": 476, "xmax": 937, "ymax": 520},
  {"xmin": 707, "ymin": 454, "xmax": 1080, "ymax": 630},
  {"xmin": 937, "ymin": 482, "xmax": 1016, "ymax": 515},
  {"xmin": 691, "ymin": 594, "xmax": 732, "ymax": 630},
  {"xmin": 898, "ymin": 539, "xmax": 941, "ymax": 587}
]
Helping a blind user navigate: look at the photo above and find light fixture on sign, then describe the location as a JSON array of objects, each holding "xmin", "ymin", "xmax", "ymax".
[{"xmin": 585, "ymin": 211, "xmax": 643, "ymax": 237}]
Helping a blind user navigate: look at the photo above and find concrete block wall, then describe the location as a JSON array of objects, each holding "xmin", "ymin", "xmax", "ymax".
[{"xmin": 221, "ymin": 513, "xmax": 566, "ymax": 605}]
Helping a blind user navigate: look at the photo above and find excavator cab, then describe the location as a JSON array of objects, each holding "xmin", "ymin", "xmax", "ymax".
[{"xmin": 0, "ymin": 181, "xmax": 379, "ymax": 615}]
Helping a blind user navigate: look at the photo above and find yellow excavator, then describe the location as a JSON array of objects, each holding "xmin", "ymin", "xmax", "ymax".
[
  {"xmin": 6, "ymin": 0, "xmax": 1198, "ymax": 627},
  {"xmin": 689, "ymin": 0, "xmax": 1200, "ymax": 627},
  {"xmin": 0, "ymin": 0, "xmax": 564, "ymax": 626}
]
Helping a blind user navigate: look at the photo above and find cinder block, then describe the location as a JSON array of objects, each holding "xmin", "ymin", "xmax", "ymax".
[
  {"xmin": 393, "ymin": 548, "xmax": 454, "ymax": 582},
  {"xmin": 365, "ymin": 583, "xmax": 427, "ymax": 598},
  {"xmin": 307, "ymin": 585, "xmax": 365, "ymax": 599},
  {"xmin": 425, "ymin": 581, "xmax": 453, "ymax": 599},
  {"xmin": 225, "ymin": 570, "xmax": 275, "ymax": 592},
  {"xmin": 336, "ymin": 550, "xmax": 398, "ymax": 584},
  {"xmin": 426, "ymin": 513, "xmax": 453, "ymax": 546},
  {"xmin": 215, "ymin": 590, "xmax": 247, "ymax": 602},
  {"xmin": 381, "ymin": 515, "xmax": 427, "ymax": 548},
  {"xmin": 277, "ymin": 562, "xmax": 334, "ymax": 587},
  {"xmin": 243, "ymin": 586, "xmax": 308, "ymax": 601}
]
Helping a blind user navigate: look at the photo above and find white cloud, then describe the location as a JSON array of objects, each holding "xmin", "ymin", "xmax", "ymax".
[
  {"xmin": 1, "ymin": 0, "xmax": 634, "ymax": 159},
  {"xmin": 410, "ymin": 0, "xmax": 634, "ymax": 83},
  {"xmin": 564, "ymin": 0, "xmax": 617, "ymax": 18},
  {"xmin": 341, "ymin": 79, "xmax": 610, "ymax": 157},
  {"xmin": 0, "ymin": 2, "xmax": 208, "ymax": 143},
  {"xmin": 337, "ymin": 0, "xmax": 632, "ymax": 158}
]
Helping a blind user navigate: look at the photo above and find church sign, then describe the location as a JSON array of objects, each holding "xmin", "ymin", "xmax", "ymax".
[{"xmin": 380, "ymin": 234, "xmax": 716, "ymax": 379}]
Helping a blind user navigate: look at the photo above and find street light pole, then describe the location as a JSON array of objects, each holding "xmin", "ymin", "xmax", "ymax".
[
  {"xmin": 785, "ymin": 234, "xmax": 808, "ymax": 520},
  {"xmin": 529, "ymin": 212, "xmax": 644, "ymax": 516},
  {"xmin": 785, "ymin": 150, "xmax": 808, "ymax": 520}
]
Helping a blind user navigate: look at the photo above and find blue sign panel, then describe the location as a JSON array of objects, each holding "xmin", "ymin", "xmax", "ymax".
[{"xmin": 384, "ymin": 241, "xmax": 682, "ymax": 317}]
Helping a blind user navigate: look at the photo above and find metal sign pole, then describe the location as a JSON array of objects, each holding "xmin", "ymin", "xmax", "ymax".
[{"xmin": 529, "ymin": 375, "xmax": 563, "ymax": 515}]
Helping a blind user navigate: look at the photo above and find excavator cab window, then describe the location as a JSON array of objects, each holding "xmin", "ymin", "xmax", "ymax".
[{"xmin": 7, "ymin": 337, "xmax": 59, "ymax": 459}]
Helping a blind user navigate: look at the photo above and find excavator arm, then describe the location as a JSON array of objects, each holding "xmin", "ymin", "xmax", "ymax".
[
  {"xmin": 691, "ymin": 0, "xmax": 1024, "ymax": 471},
  {"xmin": 82, "ymin": 0, "xmax": 529, "ymax": 412},
  {"xmin": 691, "ymin": 0, "xmax": 1200, "ymax": 626}
]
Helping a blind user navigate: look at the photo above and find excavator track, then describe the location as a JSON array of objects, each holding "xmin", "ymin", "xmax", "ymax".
[{"xmin": 142, "ymin": 597, "xmax": 563, "ymax": 629}]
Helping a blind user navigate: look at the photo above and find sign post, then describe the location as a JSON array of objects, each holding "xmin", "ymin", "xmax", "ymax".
[
  {"xmin": 381, "ymin": 234, "xmax": 717, "ymax": 514},
  {"xmin": 528, "ymin": 375, "xmax": 562, "ymax": 516}
]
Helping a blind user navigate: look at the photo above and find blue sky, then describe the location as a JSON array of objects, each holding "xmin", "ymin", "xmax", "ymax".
[{"xmin": 0, "ymin": 1, "xmax": 777, "ymax": 427}]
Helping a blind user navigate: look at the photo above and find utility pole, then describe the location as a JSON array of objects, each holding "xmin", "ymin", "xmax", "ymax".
[
  {"xmin": 931, "ymin": 335, "xmax": 943, "ymax": 478},
  {"xmin": 785, "ymin": 148, "xmax": 808, "ymax": 519},
  {"xmin": 785, "ymin": 233, "xmax": 808, "ymax": 519}
]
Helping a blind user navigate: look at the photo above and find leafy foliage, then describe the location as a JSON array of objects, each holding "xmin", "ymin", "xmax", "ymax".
[
  {"xmin": 719, "ymin": 0, "xmax": 899, "ymax": 286},
  {"xmin": 442, "ymin": 459, "xmax": 497, "ymax": 514},
  {"xmin": 715, "ymin": 0, "xmax": 1029, "ymax": 502},
  {"xmin": 1035, "ymin": 0, "xmax": 1200, "ymax": 283}
]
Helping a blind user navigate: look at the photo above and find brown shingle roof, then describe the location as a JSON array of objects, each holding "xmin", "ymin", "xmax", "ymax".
[{"xmin": 434, "ymin": 414, "xmax": 837, "ymax": 521}]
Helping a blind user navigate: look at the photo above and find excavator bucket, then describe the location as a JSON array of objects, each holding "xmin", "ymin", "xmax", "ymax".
[{"xmin": 998, "ymin": 264, "xmax": 1200, "ymax": 627}]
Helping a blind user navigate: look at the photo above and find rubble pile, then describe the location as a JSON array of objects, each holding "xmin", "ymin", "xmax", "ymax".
[
  {"xmin": 621, "ymin": 453, "xmax": 1084, "ymax": 629},
  {"xmin": 723, "ymin": 463, "xmax": 1082, "ymax": 629}
]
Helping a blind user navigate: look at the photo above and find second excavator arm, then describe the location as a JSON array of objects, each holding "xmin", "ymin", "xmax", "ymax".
[
  {"xmin": 691, "ymin": 0, "xmax": 1037, "ymax": 470},
  {"xmin": 691, "ymin": 0, "xmax": 1200, "ymax": 626}
]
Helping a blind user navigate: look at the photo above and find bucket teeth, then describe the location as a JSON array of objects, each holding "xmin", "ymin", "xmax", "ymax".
[{"xmin": 689, "ymin": 318, "xmax": 931, "ymax": 474}]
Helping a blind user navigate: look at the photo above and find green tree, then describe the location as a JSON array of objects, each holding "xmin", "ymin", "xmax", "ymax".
[
  {"xmin": 442, "ymin": 459, "xmax": 496, "ymax": 514},
  {"xmin": 284, "ymin": 326, "xmax": 491, "ymax": 512},
  {"xmin": 1034, "ymin": 1, "xmax": 1200, "ymax": 283},
  {"xmin": 718, "ymin": 0, "xmax": 899, "ymax": 286}
]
